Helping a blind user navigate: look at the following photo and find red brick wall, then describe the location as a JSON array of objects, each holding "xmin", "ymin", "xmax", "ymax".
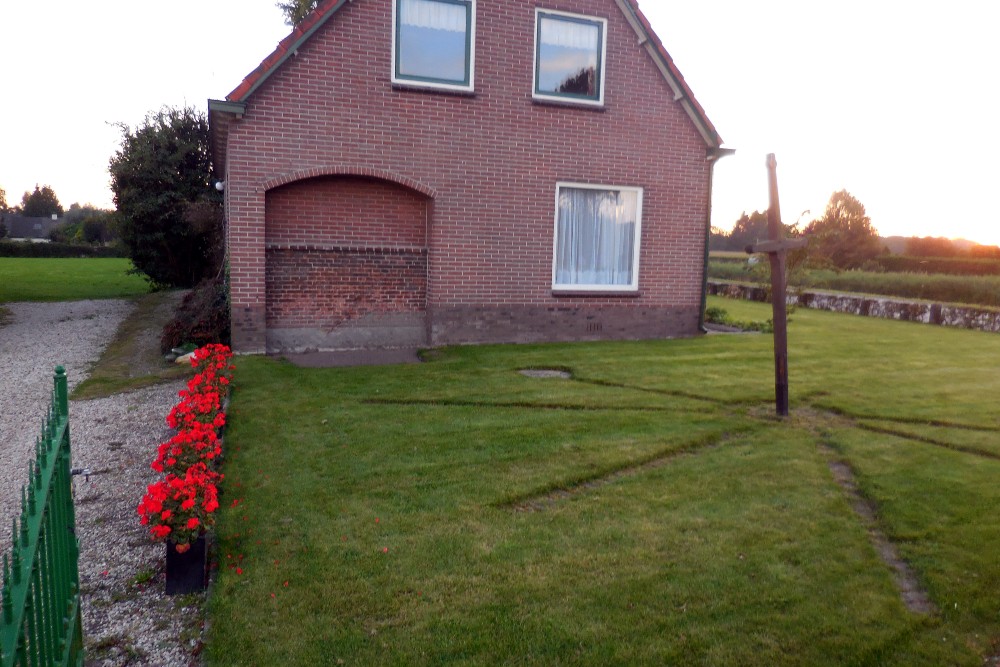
[
  {"xmin": 266, "ymin": 247, "xmax": 427, "ymax": 328},
  {"xmin": 224, "ymin": 0, "xmax": 712, "ymax": 352},
  {"xmin": 265, "ymin": 176, "xmax": 427, "ymax": 248},
  {"xmin": 263, "ymin": 176, "xmax": 428, "ymax": 347}
]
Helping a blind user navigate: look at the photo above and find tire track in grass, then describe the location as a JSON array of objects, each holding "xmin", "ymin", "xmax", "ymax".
[
  {"xmin": 854, "ymin": 422, "xmax": 1000, "ymax": 462},
  {"xmin": 821, "ymin": 446, "xmax": 936, "ymax": 615},
  {"xmin": 497, "ymin": 430, "xmax": 748, "ymax": 512},
  {"xmin": 362, "ymin": 397, "xmax": 718, "ymax": 415}
]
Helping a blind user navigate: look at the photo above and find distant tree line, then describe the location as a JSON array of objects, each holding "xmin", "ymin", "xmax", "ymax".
[
  {"xmin": 0, "ymin": 183, "xmax": 119, "ymax": 246},
  {"xmin": 712, "ymin": 190, "xmax": 883, "ymax": 270},
  {"xmin": 711, "ymin": 189, "xmax": 1000, "ymax": 270},
  {"xmin": 1, "ymin": 184, "xmax": 64, "ymax": 218},
  {"xmin": 901, "ymin": 236, "xmax": 1000, "ymax": 260}
]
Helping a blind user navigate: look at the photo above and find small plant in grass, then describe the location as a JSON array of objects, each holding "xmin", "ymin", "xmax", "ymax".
[
  {"xmin": 138, "ymin": 344, "xmax": 233, "ymax": 553},
  {"xmin": 133, "ymin": 568, "xmax": 157, "ymax": 586},
  {"xmin": 704, "ymin": 306, "xmax": 775, "ymax": 333}
]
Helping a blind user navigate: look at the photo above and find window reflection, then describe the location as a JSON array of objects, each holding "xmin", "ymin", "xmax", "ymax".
[
  {"xmin": 397, "ymin": 0, "xmax": 470, "ymax": 84},
  {"xmin": 537, "ymin": 15, "xmax": 601, "ymax": 99}
]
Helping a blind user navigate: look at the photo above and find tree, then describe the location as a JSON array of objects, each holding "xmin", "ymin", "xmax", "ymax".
[
  {"xmin": 109, "ymin": 106, "xmax": 222, "ymax": 288},
  {"xmin": 557, "ymin": 67, "xmax": 596, "ymax": 95},
  {"xmin": 278, "ymin": 0, "xmax": 318, "ymax": 25},
  {"xmin": 708, "ymin": 226, "xmax": 731, "ymax": 251},
  {"xmin": 905, "ymin": 236, "xmax": 960, "ymax": 258},
  {"xmin": 0, "ymin": 186, "xmax": 8, "ymax": 212},
  {"xmin": 803, "ymin": 190, "xmax": 884, "ymax": 269},
  {"xmin": 49, "ymin": 205, "xmax": 118, "ymax": 245},
  {"xmin": 970, "ymin": 244, "xmax": 1000, "ymax": 260},
  {"xmin": 726, "ymin": 211, "xmax": 770, "ymax": 251},
  {"xmin": 20, "ymin": 185, "xmax": 64, "ymax": 218},
  {"xmin": 717, "ymin": 210, "xmax": 801, "ymax": 252}
]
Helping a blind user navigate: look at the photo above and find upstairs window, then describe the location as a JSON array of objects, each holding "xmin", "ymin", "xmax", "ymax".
[
  {"xmin": 392, "ymin": 0, "xmax": 475, "ymax": 92},
  {"xmin": 552, "ymin": 184, "xmax": 643, "ymax": 291},
  {"xmin": 534, "ymin": 10, "xmax": 607, "ymax": 105}
]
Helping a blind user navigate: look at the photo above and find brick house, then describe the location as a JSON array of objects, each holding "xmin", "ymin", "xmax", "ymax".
[{"xmin": 209, "ymin": 0, "xmax": 729, "ymax": 354}]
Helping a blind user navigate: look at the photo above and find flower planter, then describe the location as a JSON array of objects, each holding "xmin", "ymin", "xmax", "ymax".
[{"xmin": 165, "ymin": 535, "xmax": 207, "ymax": 595}]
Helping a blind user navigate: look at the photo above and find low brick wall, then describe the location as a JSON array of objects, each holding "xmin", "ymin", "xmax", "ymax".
[{"xmin": 707, "ymin": 281, "xmax": 1000, "ymax": 334}]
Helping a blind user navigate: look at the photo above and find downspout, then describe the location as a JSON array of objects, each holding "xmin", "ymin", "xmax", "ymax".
[{"xmin": 699, "ymin": 147, "xmax": 736, "ymax": 332}]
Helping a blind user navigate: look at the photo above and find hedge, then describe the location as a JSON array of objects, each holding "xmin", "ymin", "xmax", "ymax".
[
  {"xmin": 0, "ymin": 240, "xmax": 127, "ymax": 258},
  {"xmin": 872, "ymin": 255, "xmax": 1000, "ymax": 276}
]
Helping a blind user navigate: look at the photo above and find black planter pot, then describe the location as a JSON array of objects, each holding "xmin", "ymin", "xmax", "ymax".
[{"xmin": 165, "ymin": 535, "xmax": 207, "ymax": 595}]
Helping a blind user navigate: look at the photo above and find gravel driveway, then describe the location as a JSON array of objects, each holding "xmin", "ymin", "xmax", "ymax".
[{"xmin": 0, "ymin": 301, "xmax": 204, "ymax": 666}]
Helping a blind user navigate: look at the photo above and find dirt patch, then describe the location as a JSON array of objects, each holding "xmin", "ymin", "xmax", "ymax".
[{"xmin": 519, "ymin": 369, "xmax": 572, "ymax": 379}]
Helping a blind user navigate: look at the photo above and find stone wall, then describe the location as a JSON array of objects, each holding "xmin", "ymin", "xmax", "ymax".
[{"xmin": 707, "ymin": 281, "xmax": 1000, "ymax": 334}]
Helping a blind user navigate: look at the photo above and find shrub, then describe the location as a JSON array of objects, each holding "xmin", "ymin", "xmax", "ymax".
[
  {"xmin": 704, "ymin": 306, "xmax": 774, "ymax": 333},
  {"xmin": 160, "ymin": 275, "xmax": 230, "ymax": 354},
  {"xmin": 109, "ymin": 106, "xmax": 222, "ymax": 288}
]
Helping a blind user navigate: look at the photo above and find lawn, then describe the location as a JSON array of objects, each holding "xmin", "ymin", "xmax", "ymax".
[
  {"xmin": 207, "ymin": 297, "xmax": 1000, "ymax": 665},
  {"xmin": 0, "ymin": 257, "xmax": 150, "ymax": 302}
]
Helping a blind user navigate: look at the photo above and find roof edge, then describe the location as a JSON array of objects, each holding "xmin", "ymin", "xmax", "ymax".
[
  {"xmin": 208, "ymin": 99, "xmax": 247, "ymax": 116},
  {"xmin": 615, "ymin": 0, "xmax": 724, "ymax": 150},
  {"xmin": 218, "ymin": 0, "xmax": 725, "ymax": 152},
  {"xmin": 228, "ymin": 0, "xmax": 352, "ymax": 102}
]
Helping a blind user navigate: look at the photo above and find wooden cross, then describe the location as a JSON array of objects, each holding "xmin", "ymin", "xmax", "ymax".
[{"xmin": 745, "ymin": 154, "xmax": 807, "ymax": 417}]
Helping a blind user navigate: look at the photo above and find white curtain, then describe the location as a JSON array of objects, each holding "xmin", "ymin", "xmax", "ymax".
[
  {"xmin": 556, "ymin": 188, "xmax": 637, "ymax": 286},
  {"xmin": 540, "ymin": 16, "xmax": 599, "ymax": 50},
  {"xmin": 401, "ymin": 0, "xmax": 467, "ymax": 33}
]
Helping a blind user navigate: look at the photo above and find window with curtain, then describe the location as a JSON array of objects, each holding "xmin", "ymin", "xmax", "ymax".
[
  {"xmin": 393, "ymin": 0, "xmax": 475, "ymax": 90},
  {"xmin": 534, "ymin": 10, "xmax": 606, "ymax": 104},
  {"xmin": 552, "ymin": 184, "xmax": 643, "ymax": 291}
]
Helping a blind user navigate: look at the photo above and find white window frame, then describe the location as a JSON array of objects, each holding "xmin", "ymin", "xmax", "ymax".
[
  {"xmin": 391, "ymin": 0, "xmax": 477, "ymax": 93},
  {"xmin": 532, "ymin": 8, "xmax": 608, "ymax": 107},
  {"xmin": 551, "ymin": 182, "xmax": 643, "ymax": 292}
]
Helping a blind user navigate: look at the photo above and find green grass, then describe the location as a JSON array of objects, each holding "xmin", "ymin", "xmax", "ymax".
[
  {"xmin": 206, "ymin": 298, "xmax": 1000, "ymax": 665},
  {"xmin": 0, "ymin": 257, "xmax": 150, "ymax": 302}
]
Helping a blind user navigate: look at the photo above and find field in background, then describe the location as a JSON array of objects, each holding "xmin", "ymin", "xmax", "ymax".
[
  {"xmin": 0, "ymin": 258, "xmax": 150, "ymax": 302},
  {"xmin": 207, "ymin": 297, "xmax": 1000, "ymax": 665},
  {"xmin": 709, "ymin": 257, "xmax": 1000, "ymax": 308}
]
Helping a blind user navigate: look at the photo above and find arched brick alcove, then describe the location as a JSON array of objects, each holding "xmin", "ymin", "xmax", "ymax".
[{"xmin": 263, "ymin": 175, "xmax": 430, "ymax": 352}]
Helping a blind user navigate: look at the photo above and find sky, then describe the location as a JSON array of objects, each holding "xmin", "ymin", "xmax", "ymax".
[{"xmin": 1, "ymin": 1, "xmax": 997, "ymax": 244}]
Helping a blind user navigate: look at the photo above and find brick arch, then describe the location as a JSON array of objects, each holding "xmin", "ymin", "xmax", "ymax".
[
  {"xmin": 263, "ymin": 166, "xmax": 437, "ymax": 200},
  {"xmin": 262, "ymin": 173, "xmax": 430, "ymax": 352}
]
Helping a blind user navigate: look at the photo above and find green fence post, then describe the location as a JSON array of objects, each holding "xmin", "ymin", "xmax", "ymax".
[
  {"xmin": 54, "ymin": 367, "xmax": 68, "ymax": 420},
  {"xmin": 0, "ymin": 367, "xmax": 84, "ymax": 667}
]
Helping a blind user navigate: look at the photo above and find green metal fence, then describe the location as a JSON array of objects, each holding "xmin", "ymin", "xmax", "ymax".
[{"xmin": 0, "ymin": 367, "xmax": 84, "ymax": 666}]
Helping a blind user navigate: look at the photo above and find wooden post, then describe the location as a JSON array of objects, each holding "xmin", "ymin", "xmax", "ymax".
[{"xmin": 746, "ymin": 154, "xmax": 807, "ymax": 417}]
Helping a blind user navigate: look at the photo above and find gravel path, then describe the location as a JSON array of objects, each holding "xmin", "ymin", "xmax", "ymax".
[{"xmin": 0, "ymin": 301, "xmax": 205, "ymax": 666}]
